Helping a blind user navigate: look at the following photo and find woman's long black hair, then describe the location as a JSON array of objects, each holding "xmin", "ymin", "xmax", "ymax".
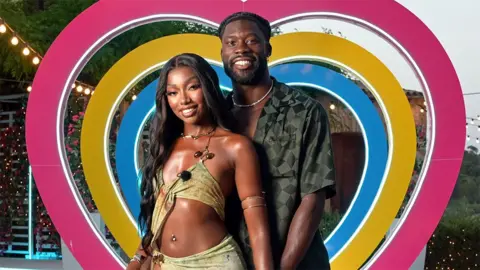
[{"xmin": 138, "ymin": 53, "xmax": 234, "ymax": 252}]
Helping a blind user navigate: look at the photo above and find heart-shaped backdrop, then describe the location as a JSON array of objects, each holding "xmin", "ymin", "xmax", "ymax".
[{"xmin": 25, "ymin": 1, "xmax": 465, "ymax": 269}]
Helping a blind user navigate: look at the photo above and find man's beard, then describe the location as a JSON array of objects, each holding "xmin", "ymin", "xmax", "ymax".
[{"xmin": 223, "ymin": 56, "xmax": 268, "ymax": 85}]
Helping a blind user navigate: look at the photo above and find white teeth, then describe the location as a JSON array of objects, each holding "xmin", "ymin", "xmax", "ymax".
[
  {"xmin": 183, "ymin": 108, "xmax": 194, "ymax": 113},
  {"xmin": 235, "ymin": 60, "xmax": 251, "ymax": 66}
]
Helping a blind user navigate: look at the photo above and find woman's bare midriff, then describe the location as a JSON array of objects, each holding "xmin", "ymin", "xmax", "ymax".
[{"xmin": 156, "ymin": 198, "xmax": 228, "ymax": 258}]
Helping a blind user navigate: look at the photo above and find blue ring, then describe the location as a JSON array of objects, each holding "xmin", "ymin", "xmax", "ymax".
[{"xmin": 115, "ymin": 63, "xmax": 388, "ymax": 259}]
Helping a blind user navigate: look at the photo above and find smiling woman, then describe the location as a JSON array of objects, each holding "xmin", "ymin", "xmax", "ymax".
[{"xmin": 128, "ymin": 53, "xmax": 274, "ymax": 270}]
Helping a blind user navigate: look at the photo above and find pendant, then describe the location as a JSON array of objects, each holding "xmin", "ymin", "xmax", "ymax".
[{"xmin": 194, "ymin": 151, "xmax": 203, "ymax": 158}]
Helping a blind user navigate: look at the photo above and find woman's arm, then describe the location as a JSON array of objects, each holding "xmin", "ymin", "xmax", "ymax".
[{"xmin": 229, "ymin": 135, "xmax": 274, "ymax": 270}]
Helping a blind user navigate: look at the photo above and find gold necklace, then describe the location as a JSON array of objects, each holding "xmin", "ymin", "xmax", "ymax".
[{"xmin": 180, "ymin": 126, "xmax": 216, "ymax": 140}]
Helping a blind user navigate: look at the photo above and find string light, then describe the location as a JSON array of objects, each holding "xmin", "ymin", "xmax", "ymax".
[
  {"xmin": 27, "ymin": 86, "xmax": 32, "ymax": 92},
  {"xmin": 329, "ymin": 102, "xmax": 336, "ymax": 110},
  {"xmin": 10, "ymin": 35, "xmax": 19, "ymax": 45},
  {"xmin": 132, "ymin": 95, "xmax": 137, "ymax": 101},
  {"xmin": 22, "ymin": 47, "xmax": 30, "ymax": 56},
  {"xmin": 84, "ymin": 88, "xmax": 91, "ymax": 95},
  {"xmin": 0, "ymin": 16, "xmax": 94, "ymax": 94},
  {"xmin": 32, "ymin": 56, "xmax": 40, "ymax": 65}
]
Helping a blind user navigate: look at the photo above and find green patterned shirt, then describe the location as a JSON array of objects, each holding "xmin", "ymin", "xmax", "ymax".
[{"xmin": 225, "ymin": 78, "xmax": 336, "ymax": 270}]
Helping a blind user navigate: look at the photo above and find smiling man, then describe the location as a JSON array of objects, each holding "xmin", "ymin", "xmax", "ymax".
[{"xmin": 219, "ymin": 12, "xmax": 337, "ymax": 270}]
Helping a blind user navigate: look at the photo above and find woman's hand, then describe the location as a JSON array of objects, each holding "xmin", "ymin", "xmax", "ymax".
[{"xmin": 126, "ymin": 244, "xmax": 151, "ymax": 270}]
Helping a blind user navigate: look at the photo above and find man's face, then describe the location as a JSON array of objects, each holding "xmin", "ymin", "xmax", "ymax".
[{"xmin": 220, "ymin": 20, "xmax": 270, "ymax": 85}]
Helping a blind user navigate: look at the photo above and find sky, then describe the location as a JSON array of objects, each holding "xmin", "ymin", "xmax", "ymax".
[{"xmin": 278, "ymin": 0, "xmax": 480, "ymax": 147}]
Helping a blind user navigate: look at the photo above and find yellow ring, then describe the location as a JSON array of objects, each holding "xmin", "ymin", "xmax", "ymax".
[{"xmin": 81, "ymin": 32, "xmax": 416, "ymax": 269}]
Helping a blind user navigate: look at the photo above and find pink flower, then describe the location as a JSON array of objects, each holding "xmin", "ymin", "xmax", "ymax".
[
  {"xmin": 73, "ymin": 140, "xmax": 79, "ymax": 146},
  {"xmin": 66, "ymin": 145, "xmax": 73, "ymax": 152},
  {"xmin": 68, "ymin": 124, "xmax": 74, "ymax": 129},
  {"xmin": 79, "ymin": 112, "xmax": 85, "ymax": 116},
  {"xmin": 72, "ymin": 115, "xmax": 79, "ymax": 121}
]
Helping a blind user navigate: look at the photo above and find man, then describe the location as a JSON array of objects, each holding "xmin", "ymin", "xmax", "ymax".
[{"xmin": 219, "ymin": 12, "xmax": 337, "ymax": 270}]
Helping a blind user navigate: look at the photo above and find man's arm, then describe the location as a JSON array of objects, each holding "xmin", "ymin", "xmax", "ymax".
[
  {"xmin": 280, "ymin": 105, "xmax": 336, "ymax": 270},
  {"xmin": 280, "ymin": 191, "xmax": 326, "ymax": 270}
]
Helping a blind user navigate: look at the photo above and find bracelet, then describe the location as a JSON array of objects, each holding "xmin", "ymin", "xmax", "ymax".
[{"xmin": 130, "ymin": 254, "xmax": 144, "ymax": 264}]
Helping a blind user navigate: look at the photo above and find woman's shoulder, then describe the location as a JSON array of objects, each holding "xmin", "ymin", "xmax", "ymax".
[{"xmin": 216, "ymin": 128, "xmax": 254, "ymax": 151}]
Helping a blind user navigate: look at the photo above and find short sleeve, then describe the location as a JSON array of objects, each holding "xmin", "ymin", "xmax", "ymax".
[{"xmin": 299, "ymin": 104, "xmax": 336, "ymax": 199}]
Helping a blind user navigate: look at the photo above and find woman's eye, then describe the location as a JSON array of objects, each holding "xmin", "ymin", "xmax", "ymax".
[
  {"xmin": 166, "ymin": 92, "xmax": 177, "ymax": 96},
  {"xmin": 189, "ymin": 84, "xmax": 200, "ymax": 90}
]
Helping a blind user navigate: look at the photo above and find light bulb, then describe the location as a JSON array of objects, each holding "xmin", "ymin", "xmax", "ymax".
[
  {"xmin": 11, "ymin": 36, "xmax": 19, "ymax": 45},
  {"xmin": 132, "ymin": 95, "xmax": 137, "ymax": 101},
  {"xmin": 27, "ymin": 86, "xmax": 32, "ymax": 92},
  {"xmin": 84, "ymin": 88, "xmax": 91, "ymax": 95},
  {"xmin": 329, "ymin": 103, "xmax": 335, "ymax": 110},
  {"xmin": 420, "ymin": 108, "xmax": 425, "ymax": 113},
  {"xmin": 467, "ymin": 135, "xmax": 470, "ymax": 141},
  {"xmin": 470, "ymin": 119, "xmax": 474, "ymax": 124},
  {"xmin": 32, "ymin": 56, "xmax": 40, "ymax": 65},
  {"xmin": 76, "ymin": 85, "xmax": 83, "ymax": 93},
  {"xmin": 22, "ymin": 47, "xmax": 30, "ymax": 56},
  {"xmin": 476, "ymin": 138, "xmax": 479, "ymax": 144},
  {"xmin": 0, "ymin": 24, "xmax": 6, "ymax": 33},
  {"xmin": 71, "ymin": 83, "xmax": 76, "ymax": 88}
]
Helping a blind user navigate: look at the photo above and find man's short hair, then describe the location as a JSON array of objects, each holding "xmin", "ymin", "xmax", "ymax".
[{"xmin": 218, "ymin": 12, "xmax": 272, "ymax": 41}]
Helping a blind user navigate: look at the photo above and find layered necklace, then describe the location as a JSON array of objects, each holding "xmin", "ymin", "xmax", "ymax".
[
  {"xmin": 180, "ymin": 126, "xmax": 216, "ymax": 140},
  {"xmin": 180, "ymin": 126, "xmax": 216, "ymax": 160},
  {"xmin": 232, "ymin": 80, "xmax": 274, "ymax": 108}
]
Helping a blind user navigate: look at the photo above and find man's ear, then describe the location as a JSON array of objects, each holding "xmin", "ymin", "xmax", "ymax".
[{"xmin": 266, "ymin": 43, "xmax": 272, "ymax": 58}]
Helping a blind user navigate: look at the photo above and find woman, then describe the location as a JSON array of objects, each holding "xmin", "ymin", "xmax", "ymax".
[{"xmin": 126, "ymin": 53, "xmax": 273, "ymax": 270}]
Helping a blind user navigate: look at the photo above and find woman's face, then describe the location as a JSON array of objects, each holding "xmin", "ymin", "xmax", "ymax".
[{"xmin": 165, "ymin": 66, "xmax": 208, "ymax": 125}]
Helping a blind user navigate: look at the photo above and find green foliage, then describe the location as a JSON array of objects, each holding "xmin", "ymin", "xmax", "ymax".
[
  {"xmin": 425, "ymin": 210, "xmax": 480, "ymax": 269},
  {"xmin": 0, "ymin": 0, "xmax": 216, "ymax": 85},
  {"xmin": 319, "ymin": 211, "xmax": 343, "ymax": 239},
  {"xmin": 452, "ymin": 149, "xmax": 480, "ymax": 204}
]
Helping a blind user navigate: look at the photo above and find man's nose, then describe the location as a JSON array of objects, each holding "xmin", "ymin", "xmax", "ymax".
[{"xmin": 235, "ymin": 41, "xmax": 252, "ymax": 54}]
